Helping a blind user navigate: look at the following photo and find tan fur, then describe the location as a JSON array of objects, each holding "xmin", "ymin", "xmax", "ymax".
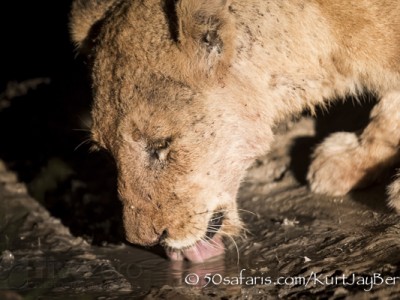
[{"xmin": 70, "ymin": 0, "xmax": 400, "ymax": 253}]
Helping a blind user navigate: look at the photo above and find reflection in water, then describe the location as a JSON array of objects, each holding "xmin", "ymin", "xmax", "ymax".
[
  {"xmin": 169, "ymin": 257, "xmax": 226, "ymax": 288},
  {"xmin": 94, "ymin": 243, "xmax": 247, "ymax": 294}
]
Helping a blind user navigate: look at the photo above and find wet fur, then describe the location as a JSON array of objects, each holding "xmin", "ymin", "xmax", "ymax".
[{"xmin": 70, "ymin": 0, "xmax": 400, "ymax": 252}]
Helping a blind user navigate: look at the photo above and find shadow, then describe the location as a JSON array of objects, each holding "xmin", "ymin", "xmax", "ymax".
[
  {"xmin": 0, "ymin": 0, "xmax": 128, "ymax": 246},
  {"xmin": 288, "ymin": 96, "xmax": 397, "ymax": 211},
  {"xmin": 289, "ymin": 97, "xmax": 376, "ymax": 184},
  {"xmin": 288, "ymin": 136, "xmax": 318, "ymax": 185},
  {"xmin": 349, "ymin": 183, "xmax": 394, "ymax": 214},
  {"xmin": 163, "ymin": 0, "xmax": 180, "ymax": 42}
]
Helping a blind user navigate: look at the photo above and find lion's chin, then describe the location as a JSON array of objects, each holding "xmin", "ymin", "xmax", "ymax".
[{"xmin": 165, "ymin": 235, "xmax": 225, "ymax": 263}]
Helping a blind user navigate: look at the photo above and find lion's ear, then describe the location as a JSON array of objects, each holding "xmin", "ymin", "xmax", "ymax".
[
  {"xmin": 69, "ymin": 0, "xmax": 117, "ymax": 54},
  {"xmin": 174, "ymin": 0, "xmax": 234, "ymax": 72}
]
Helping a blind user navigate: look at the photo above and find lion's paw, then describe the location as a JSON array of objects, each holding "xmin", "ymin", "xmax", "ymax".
[
  {"xmin": 307, "ymin": 132, "xmax": 367, "ymax": 196},
  {"xmin": 387, "ymin": 173, "xmax": 400, "ymax": 213}
]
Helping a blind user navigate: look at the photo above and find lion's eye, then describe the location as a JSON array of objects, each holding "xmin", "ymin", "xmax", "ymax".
[{"xmin": 149, "ymin": 138, "xmax": 171, "ymax": 161}]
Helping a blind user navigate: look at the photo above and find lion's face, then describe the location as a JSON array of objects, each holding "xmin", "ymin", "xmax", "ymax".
[
  {"xmin": 90, "ymin": 66, "xmax": 249, "ymax": 262},
  {"xmin": 94, "ymin": 53, "xmax": 258, "ymax": 256},
  {"xmin": 70, "ymin": 0, "xmax": 261, "ymax": 262}
]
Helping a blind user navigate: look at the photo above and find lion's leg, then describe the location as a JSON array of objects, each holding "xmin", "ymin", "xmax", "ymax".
[
  {"xmin": 307, "ymin": 90, "xmax": 400, "ymax": 196},
  {"xmin": 387, "ymin": 173, "xmax": 400, "ymax": 212}
]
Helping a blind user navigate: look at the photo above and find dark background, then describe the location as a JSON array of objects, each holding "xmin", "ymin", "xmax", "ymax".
[
  {"xmin": 1, "ymin": 2, "xmax": 74, "ymax": 82},
  {"xmin": 0, "ymin": 1, "xmax": 124, "ymax": 245},
  {"xmin": 0, "ymin": 0, "xmax": 86, "ymax": 169}
]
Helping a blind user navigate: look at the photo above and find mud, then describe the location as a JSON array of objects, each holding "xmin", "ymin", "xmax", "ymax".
[{"xmin": 2, "ymin": 107, "xmax": 400, "ymax": 299}]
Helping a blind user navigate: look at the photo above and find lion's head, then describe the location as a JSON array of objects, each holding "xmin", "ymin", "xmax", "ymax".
[{"xmin": 70, "ymin": 0, "xmax": 270, "ymax": 262}]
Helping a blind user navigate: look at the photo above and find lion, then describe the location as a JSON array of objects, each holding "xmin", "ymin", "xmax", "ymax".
[{"xmin": 70, "ymin": 0, "xmax": 400, "ymax": 262}]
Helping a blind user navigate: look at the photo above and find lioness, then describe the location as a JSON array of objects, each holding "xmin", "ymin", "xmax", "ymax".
[{"xmin": 70, "ymin": 0, "xmax": 400, "ymax": 262}]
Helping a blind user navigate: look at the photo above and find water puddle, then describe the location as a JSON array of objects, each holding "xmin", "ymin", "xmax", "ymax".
[{"xmin": 94, "ymin": 244, "xmax": 246, "ymax": 294}]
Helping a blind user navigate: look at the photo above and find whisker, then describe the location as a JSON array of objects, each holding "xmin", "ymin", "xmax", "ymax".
[
  {"xmin": 213, "ymin": 224, "xmax": 238, "ymax": 228},
  {"xmin": 224, "ymin": 233, "xmax": 240, "ymax": 266},
  {"xmin": 237, "ymin": 208, "xmax": 257, "ymax": 216},
  {"xmin": 204, "ymin": 235, "xmax": 225, "ymax": 249},
  {"xmin": 207, "ymin": 227, "xmax": 241, "ymax": 265},
  {"xmin": 194, "ymin": 210, "xmax": 211, "ymax": 216},
  {"xmin": 207, "ymin": 227, "xmax": 222, "ymax": 233},
  {"xmin": 209, "ymin": 216, "xmax": 224, "ymax": 222},
  {"xmin": 200, "ymin": 236, "xmax": 222, "ymax": 251},
  {"xmin": 193, "ymin": 243, "xmax": 204, "ymax": 264},
  {"xmin": 74, "ymin": 138, "xmax": 92, "ymax": 151},
  {"xmin": 206, "ymin": 208, "xmax": 257, "ymax": 219},
  {"xmin": 192, "ymin": 225, "xmax": 205, "ymax": 232},
  {"xmin": 72, "ymin": 128, "xmax": 91, "ymax": 133}
]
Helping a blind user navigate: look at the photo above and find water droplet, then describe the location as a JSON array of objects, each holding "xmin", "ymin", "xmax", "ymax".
[{"xmin": 1, "ymin": 250, "xmax": 15, "ymax": 269}]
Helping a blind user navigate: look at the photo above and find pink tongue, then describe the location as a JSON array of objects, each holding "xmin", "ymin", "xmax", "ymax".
[{"xmin": 166, "ymin": 235, "xmax": 225, "ymax": 263}]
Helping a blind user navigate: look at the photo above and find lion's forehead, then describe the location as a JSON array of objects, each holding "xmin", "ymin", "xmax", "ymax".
[
  {"xmin": 90, "ymin": 58, "xmax": 208, "ymax": 142},
  {"xmin": 92, "ymin": 0, "xmax": 181, "ymax": 79}
]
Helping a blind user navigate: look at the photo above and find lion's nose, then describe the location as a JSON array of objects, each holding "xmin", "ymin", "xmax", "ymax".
[
  {"xmin": 127, "ymin": 226, "xmax": 169, "ymax": 246},
  {"xmin": 144, "ymin": 228, "xmax": 169, "ymax": 246},
  {"xmin": 159, "ymin": 229, "xmax": 168, "ymax": 243},
  {"xmin": 122, "ymin": 200, "xmax": 170, "ymax": 246}
]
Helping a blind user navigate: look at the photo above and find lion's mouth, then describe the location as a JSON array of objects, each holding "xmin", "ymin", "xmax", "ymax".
[{"xmin": 166, "ymin": 211, "xmax": 226, "ymax": 263}]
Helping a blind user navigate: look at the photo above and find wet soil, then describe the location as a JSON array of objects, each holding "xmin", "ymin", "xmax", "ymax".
[{"xmin": 2, "ymin": 1, "xmax": 400, "ymax": 298}]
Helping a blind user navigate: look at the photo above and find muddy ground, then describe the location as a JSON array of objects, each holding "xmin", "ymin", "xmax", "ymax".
[
  {"xmin": 2, "ymin": 1, "xmax": 400, "ymax": 299},
  {"xmin": 2, "ymin": 92, "xmax": 400, "ymax": 299}
]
